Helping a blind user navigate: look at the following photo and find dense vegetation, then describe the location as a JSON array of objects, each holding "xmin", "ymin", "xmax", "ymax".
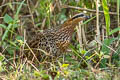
[{"xmin": 0, "ymin": 0, "xmax": 120, "ymax": 80}]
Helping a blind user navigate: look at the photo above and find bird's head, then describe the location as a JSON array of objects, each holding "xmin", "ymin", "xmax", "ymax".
[
  {"xmin": 62, "ymin": 13, "xmax": 89, "ymax": 27},
  {"xmin": 71, "ymin": 13, "xmax": 90, "ymax": 21}
]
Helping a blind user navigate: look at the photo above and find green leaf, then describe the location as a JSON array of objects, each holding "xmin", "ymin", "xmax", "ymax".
[
  {"xmin": 102, "ymin": 0, "xmax": 110, "ymax": 36},
  {"xmin": 100, "ymin": 58, "xmax": 107, "ymax": 68},
  {"xmin": 6, "ymin": 47, "xmax": 14, "ymax": 55},
  {"xmin": 101, "ymin": 38, "xmax": 115, "ymax": 54},
  {"xmin": 16, "ymin": 36, "xmax": 24, "ymax": 41},
  {"xmin": 0, "ymin": 24, "xmax": 7, "ymax": 29},
  {"xmin": 15, "ymin": 0, "xmax": 25, "ymax": 18},
  {"xmin": 83, "ymin": 16, "xmax": 96, "ymax": 25},
  {"xmin": 4, "ymin": 14, "xmax": 13, "ymax": 23},
  {"xmin": 0, "ymin": 61, "xmax": 4, "ymax": 72},
  {"xmin": 34, "ymin": 71, "xmax": 41, "ymax": 77},
  {"xmin": 34, "ymin": 70, "xmax": 49, "ymax": 79},
  {"xmin": 2, "ymin": 23, "xmax": 12, "ymax": 41},
  {"xmin": 0, "ymin": 56, "xmax": 4, "ymax": 61},
  {"xmin": 109, "ymin": 27, "xmax": 120, "ymax": 35}
]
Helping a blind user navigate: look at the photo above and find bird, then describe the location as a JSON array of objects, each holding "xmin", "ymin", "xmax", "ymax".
[{"xmin": 26, "ymin": 13, "xmax": 89, "ymax": 60}]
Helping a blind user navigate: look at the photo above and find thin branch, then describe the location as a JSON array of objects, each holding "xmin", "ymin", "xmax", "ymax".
[
  {"xmin": 76, "ymin": 22, "xmax": 83, "ymax": 49},
  {"xmin": 96, "ymin": 0, "xmax": 101, "ymax": 48},
  {"xmin": 62, "ymin": 5, "xmax": 118, "ymax": 15}
]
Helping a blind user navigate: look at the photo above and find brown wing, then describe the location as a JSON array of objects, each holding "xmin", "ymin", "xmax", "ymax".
[{"xmin": 56, "ymin": 40, "xmax": 70, "ymax": 52}]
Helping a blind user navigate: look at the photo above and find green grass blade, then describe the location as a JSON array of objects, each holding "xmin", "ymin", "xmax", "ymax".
[
  {"xmin": 117, "ymin": 0, "xmax": 120, "ymax": 28},
  {"xmin": 102, "ymin": 0, "xmax": 110, "ymax": 36},
  {"xmin": 2, "ymin": 23, "xmax": 12, "ymax": 41},
  {"xmin": 15, "ymin": 0, "xmax": 25, "ymax": 20},
  {"xmin": 83, "ymin": 16, "xmax": 96, "ymax": 25},
  {"xmin": 109, "ymin": 27, "xmax": 120, "ymax": 35},
  {"xmin": 0, "ymin": 24, "xmax": 7, "ymax": 29}
]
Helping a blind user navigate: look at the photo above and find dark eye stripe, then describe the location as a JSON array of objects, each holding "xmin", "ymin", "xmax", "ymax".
[{"xmin": 72, "ymin": 13, "xmax": 84, "ymax": 20}]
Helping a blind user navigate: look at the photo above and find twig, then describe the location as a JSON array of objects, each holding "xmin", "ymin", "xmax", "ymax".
[
  {"xmin": 76, "ymin": 22, "xmax": 83, "ymax": 48},
  {"xmin": 25, "ymin": 43, "xmax": 41, "ymax": 64},
  {"xmin": 27, "ymin": 60, "xmax": 39, "ymax": 72},
  {"xmin": 95, "ymin": 39, "xmax": 118, "ymax": 54},
  {"xmin": 96, "ymin": 0, "xmax": 101, "ymax": 49},
  {"xmin": 27, "ymin": 0, "xmax": 36, "ymax": 27},
  {"xmin": 62, "ymin": 5, "xmax": 118, "ymax": 15}
]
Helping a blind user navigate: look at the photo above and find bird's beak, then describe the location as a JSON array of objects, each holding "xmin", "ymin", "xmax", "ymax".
[{"xmin": 84, "ymin": 15, "xmax": 90, "ymax": 20}]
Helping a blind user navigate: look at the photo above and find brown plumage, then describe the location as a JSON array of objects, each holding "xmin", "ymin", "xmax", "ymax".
[{"xmin": 27, "ymin": 13, "xmax": 89, "ymax": 59}]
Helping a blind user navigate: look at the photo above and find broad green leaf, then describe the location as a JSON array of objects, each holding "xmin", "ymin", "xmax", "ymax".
[
  {"xmin": 34, "ymin": 70, "xmax": 49, "ymax": 79},
  {"xmin": 0, "ymin": 56, "xmax": 4, "ymax": 61},
  {"xmin": 6, "ymin": 47, "xmax": 14, "ymax": 55},
  {"xmin": 3, "ymin": 14, "xmax": 13, "ymax": 23},
  {"xmin": 101, "ymin": 38, "xmax": 115, "ymax": 54},
  {"xmin": 100, "ymin": 58, "xmax": 107, "ymax": 68}
]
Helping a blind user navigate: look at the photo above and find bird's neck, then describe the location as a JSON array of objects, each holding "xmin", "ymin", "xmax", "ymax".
[
  {"xmin": 54, "ymin": 15, "xmax": 84, "ymax": 41},
  {"xmin": 54, "ymin": 24, "xmax": 76, "ymax": 42}
]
